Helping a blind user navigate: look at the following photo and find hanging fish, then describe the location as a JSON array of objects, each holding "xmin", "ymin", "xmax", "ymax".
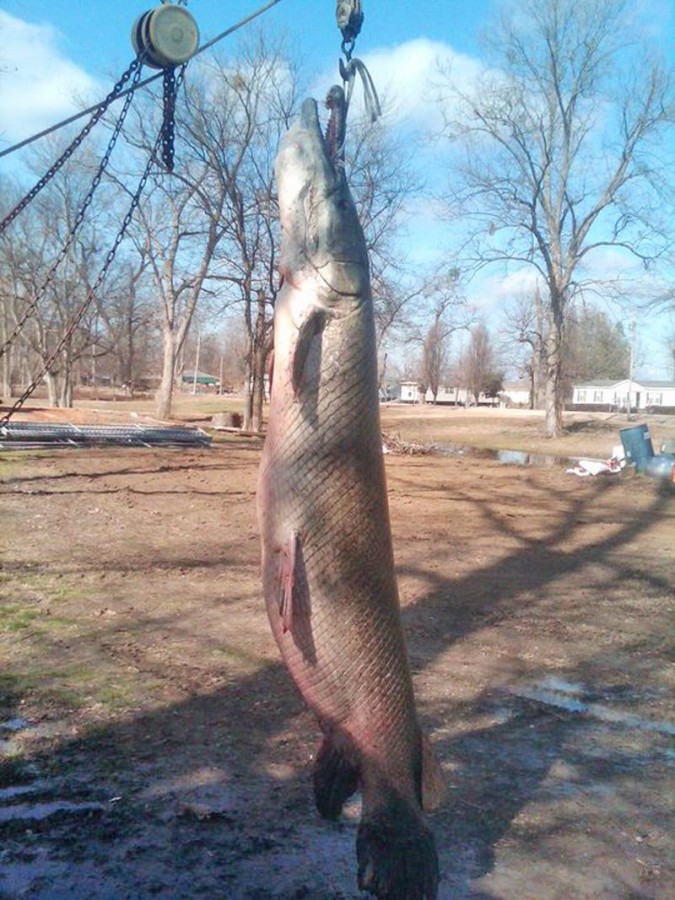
[{"xmin": 258, "ymin": 89, "xmax": 444, "ymax": 899}]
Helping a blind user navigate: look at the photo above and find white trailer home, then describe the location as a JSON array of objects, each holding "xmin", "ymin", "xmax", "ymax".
[
  {"xmin": 498, "ymin": 380, "xmax": 531, "ymax": 407},
  {"xmin": 398, "ymin": 382, "xmax": 500, "ymax": 405},
  {"xmin": 572, "ymin": 379, "xmax": 675, "ymax": 413}
]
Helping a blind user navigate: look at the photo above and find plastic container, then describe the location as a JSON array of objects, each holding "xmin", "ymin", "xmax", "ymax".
[
  {"xmin": 645, "ymin": 453, "xmax": 675, "ymax": 481},
  {"xmin": 619, "ymin": 424, "xmax": 654, "ymax": 472}
]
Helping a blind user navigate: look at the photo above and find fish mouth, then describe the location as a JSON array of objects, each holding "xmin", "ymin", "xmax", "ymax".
[{"xmin": 298, "ymin": 87, "xmax": 346, "ymax": 172}]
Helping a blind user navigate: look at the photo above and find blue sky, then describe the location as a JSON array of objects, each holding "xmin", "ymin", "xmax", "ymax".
[
  {"xmin": 1, "ymin": 0, "xmax": 673, "ymax": 377},
  {"xmin": 1, "ymin": 1, "xmax": 491, "ymax": 79}
]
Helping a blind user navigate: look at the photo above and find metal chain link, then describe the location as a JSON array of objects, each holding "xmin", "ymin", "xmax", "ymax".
[
  {"xmin": 0, "ymin": 134, "xmax": 162, "ymax": 427},
  {"xmin": 0, "ymin": 65, "xmax": 188, "ymax": 425},
  {"xmin": 0, "ymin": 56, "xmax": 145, "ymax": 236},
  {"xmin": 0, "ymin": 60, "xmax": 146, "ymax": 362},
  {"xmin": 161, "ymin": 66, "xmax": 177, "ymax": 172}
]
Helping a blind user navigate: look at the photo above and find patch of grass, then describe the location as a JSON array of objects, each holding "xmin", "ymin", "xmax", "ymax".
[
  {"xmin": 2, "ymin": 661, "xmax": 147, "ymax": 716},
  {"xmin": 0, "ymin": 573, "xmax": 143, "ymax": 717},
  {"xmin": 0, "ymin": 604, "xmax": 42, "ymax": 632},
  {"xmin": 13, "ymin": 573, "xmax": 90, "ymax": 606}
]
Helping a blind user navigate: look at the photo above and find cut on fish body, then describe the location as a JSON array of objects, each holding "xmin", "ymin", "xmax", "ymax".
[{"xmin": 257, "ymin": 92, "xmax": 444, "ymax": 899}]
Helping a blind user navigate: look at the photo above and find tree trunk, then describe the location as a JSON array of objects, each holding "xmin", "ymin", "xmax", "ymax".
[
  {"xmin": 544, "ymin": 316, "xmax": 564, "ymax": 438},
  {"xmin": 156, "ymin": 327, "xmax": 177, "ymax": 420},
  {"xmin": 59, "ymin": 376, "xmax": 73, "ymax": 408},
  {"xmin": 251, "ymin": 350, "xmax": 266, "ymax": 432},
  {"xmin": 59, "ymin": 344, "xmax": 74, "ymax": 408},
  {"xmin": 243, "ymin": 290, "xmax": 268, "ymax": 433},
  {"xmin": 532, "ymin": 287, "xmax": 546, "ymax": 409},
  {"xmin": 1, "ymin": 351, "xmax": 12, "ymax": 400},
  {"xmin": 0, "ymin": 318, "xmax": 13, "ymax": 399},
  {"xmin": 45, "ymin": 370, "xmax": 59, "ymax": 408}
]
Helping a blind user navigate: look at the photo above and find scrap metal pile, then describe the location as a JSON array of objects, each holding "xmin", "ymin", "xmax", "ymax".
[{"xmin": 0, "ymin": 421, "xmax": 211, "ymax": 449}]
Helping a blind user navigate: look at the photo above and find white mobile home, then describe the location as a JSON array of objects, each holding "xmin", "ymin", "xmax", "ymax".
[
  {"xmin": 572, "ymin": 379, "xmax": 675, "ymax": 412},
  {"xmin": 499, "ymin": 381, "xmax": 531, "ymax": 407},
  {"xmin": 399, "ymin": 381, "xmax": 422, "ymax": 403},
  {"xmin": 398, "ymin": 382, "xmax": 500, "ymax": 405}
]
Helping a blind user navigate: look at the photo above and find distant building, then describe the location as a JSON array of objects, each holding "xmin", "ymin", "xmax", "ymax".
[
  {"xmin": 572, "ymin": 379, "xmax": 675, "ymax": 413},
  {"xmin": 498, "ymin": 380, "xmax": 531, "ymax": 408},
  {"xmin": 398, "ymin": 382, "xmax": 502, "ymax": 406},
  {"xmin": 400, "ymin": 381, "xmax": 422, "ymax": 403},
  {"xmin": 181, "ymin": 371, "xmax": 220, "ymax": 388}
]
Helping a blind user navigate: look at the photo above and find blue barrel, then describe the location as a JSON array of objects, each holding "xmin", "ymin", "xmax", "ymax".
[{"xmin": 619, "ymin": 424, "xmax": 654, "ymax": 472}]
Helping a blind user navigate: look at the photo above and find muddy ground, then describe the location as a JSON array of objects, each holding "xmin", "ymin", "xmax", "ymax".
[{"xmin": 0, "ymin": 405, "xmax": 673, "ymax": 898}]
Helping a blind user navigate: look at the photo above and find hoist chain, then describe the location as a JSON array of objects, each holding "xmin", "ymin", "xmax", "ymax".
[
  {"xmin": 0, "ymin": 59, "xmax": 146, "ymax": 362},
  {"xmin": 0, "ymin": 56, "xmax": 145, "ymax": 236},
  {"xmin": 161, "ymin": 63, "xmax": 188, "ymax": 172},
  {"xmin": 0, "ymin": 133, "xmax": 162, "ymax": 428},
  {"xmin": 162, "ymin": 66, "xmax": 178, "ymax": 172}
]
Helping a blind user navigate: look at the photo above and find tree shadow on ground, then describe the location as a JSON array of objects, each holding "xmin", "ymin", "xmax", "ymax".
[{"xmin": 1, "ymin": 457, "xmax": 672, "ymax": 897}]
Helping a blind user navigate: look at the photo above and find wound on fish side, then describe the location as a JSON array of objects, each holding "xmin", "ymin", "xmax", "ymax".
[
  {"xmin": 275, "ymin": 531, "xmax": 313, "ymax": 637},
  {"xmin": 276, "ymin": 531, "xmax": 297, "ymax": 633}
]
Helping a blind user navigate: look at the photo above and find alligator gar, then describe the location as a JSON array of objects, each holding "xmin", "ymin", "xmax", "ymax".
[{"xmin": 257, "ymin": 90, "xmax": 444, "ymax": 899}]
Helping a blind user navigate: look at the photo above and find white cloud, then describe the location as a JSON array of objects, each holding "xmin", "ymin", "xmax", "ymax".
[
  {"xmin": 313, "ymin": 37, "xmax": 483, "ymax": 131},
  {"xmin": 0, "ymin": 11, "xmax": 99, "ymax": 147}
]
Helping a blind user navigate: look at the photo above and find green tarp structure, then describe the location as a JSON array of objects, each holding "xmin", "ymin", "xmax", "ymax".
[{"xmin": 182, "ymin": 372, "xmax": 219, "ymax": 385}]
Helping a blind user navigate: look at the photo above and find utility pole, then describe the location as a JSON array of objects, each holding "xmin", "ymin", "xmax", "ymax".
[
  {"xmin": 626, "ymin": 316, "xmax": 636, "ymax": 421},
  {"xmin": 192, "ymin": 328, "xmax": 201, "ymax": 395}
]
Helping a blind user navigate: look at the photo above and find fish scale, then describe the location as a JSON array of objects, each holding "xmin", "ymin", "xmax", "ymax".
[{"xmin": 258, "ymin": 94, "xmax": 441, "ymax": 899}]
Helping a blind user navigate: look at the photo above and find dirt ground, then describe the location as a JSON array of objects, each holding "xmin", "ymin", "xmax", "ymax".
[{"xmin": 0, "ymin": 402, "xmax": 673, "ymax": 898}]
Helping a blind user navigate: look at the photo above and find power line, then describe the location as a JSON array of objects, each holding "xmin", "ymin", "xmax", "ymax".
[{"xmin": 0, "ymin": 0, "xmax": 284, "ymax": 161}]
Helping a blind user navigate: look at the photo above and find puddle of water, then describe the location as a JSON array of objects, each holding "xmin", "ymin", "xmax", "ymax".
[
  {"xmin": 508, "ymin": 678, "xmax": 675, "ymax": 736},
  {"xmin": 435, "ymin": 444, "xmax": 572, "ymax": 468},
  {"xmin": 0, "ymin": 717, "xmax": 29, "ymax": 733},
  {"xmin": 0, "ymin": 799, "xmax": 104, "ymax": 824},
  {"xmin": 0, "ymin": 782, "xmax": 50, "ymax": 802}
]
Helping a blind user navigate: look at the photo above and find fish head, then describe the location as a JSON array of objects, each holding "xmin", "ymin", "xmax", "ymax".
[{"xmin": 276, "ymin": 92, "xmax": 369, "ymax": 309}]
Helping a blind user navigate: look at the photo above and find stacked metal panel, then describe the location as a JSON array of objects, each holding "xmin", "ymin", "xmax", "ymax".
[{"xmin": 0, "ymin": 422, "xmax": 212, "ymax": 449}]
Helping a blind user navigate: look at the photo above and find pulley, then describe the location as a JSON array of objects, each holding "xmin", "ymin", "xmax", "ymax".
[{"xmin": 131, "ymin": 2, "xmax": 200, "ymax": 69}]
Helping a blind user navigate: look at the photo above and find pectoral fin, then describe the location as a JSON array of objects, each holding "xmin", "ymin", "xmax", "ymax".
[
  {"xmin": 292, "ymin": 310, "xmax": 326, "ymax": 395},
  {"xmin": 313, "ymin": 733, "xmax": 360, "ymax": 820}
]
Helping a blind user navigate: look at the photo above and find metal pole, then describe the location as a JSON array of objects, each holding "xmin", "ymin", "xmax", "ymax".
[{"xmin": 192, "ymin": 328, "xmax": 201, "ymax": 395}]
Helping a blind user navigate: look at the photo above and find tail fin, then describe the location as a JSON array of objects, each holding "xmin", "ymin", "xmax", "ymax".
[{"xmin": 357, "ymin": 798, "xmax": 439, "ymax": 899}]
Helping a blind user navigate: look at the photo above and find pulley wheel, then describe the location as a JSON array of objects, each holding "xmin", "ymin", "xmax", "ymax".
[{"xmin": 131, "ymin": 4, "xmax": 200, "ymax": 69}]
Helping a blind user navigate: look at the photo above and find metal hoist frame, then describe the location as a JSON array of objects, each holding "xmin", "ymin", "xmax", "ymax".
[{"xmin": 0, "ymin": 3, "xmax": 198, "ymax": 424}]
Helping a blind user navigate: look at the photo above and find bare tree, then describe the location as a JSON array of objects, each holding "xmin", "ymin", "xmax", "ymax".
[
  {"xmin": 502, "ymin": 287, "xmax": 547, "ymax": 408},
  {"xmin": 462, "ymin": 322, "xmax": 500, "ymax": 404},
  {"xmin": 341, "ymin": 105, "xmax": 425, "ymax": 386},
  {"xmin": 182, "ymin": 36, "xmax": 300, "ymax": 431},
  {"xmin": 663, "ymin": 324, "xmax": 675, "ymax": 380},
  {"xmin": 408, "ymin": 269, "xmax": 470, "ymax": 401},
  {"xmin": 437, "ymin": 0, "xmax": 673, "ymax": 436},
  {"xmin": 94, "ymin": 252, "xmax": 157, "ymax": 392},
  {"xmin": 0, "ymin": 153, "xmax": 107, "ymax": 407}
]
